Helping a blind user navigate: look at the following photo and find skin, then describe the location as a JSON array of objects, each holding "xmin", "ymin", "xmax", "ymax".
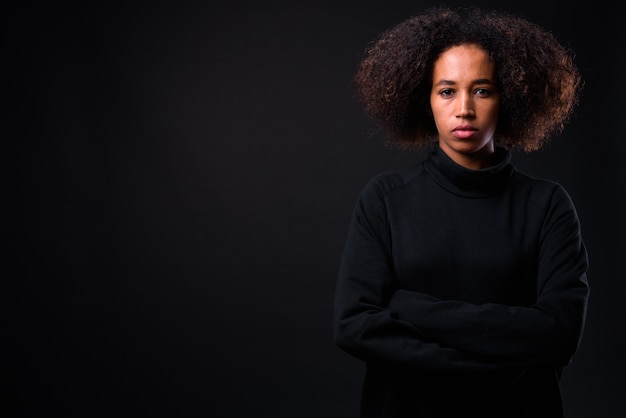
[{"xmin": 429, "ymin": 43, "xmax": 500, "ymax": 170}]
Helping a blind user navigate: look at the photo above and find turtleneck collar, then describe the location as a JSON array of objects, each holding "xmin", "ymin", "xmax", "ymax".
[{"xmin": 422, "ymin": 143, "xmax": 515, "ymax": 198}]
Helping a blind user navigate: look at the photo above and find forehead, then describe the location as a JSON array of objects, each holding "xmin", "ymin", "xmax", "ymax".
[{"xmin": 433, "ymin": 44, "xmax": 495, "ymax": 81}]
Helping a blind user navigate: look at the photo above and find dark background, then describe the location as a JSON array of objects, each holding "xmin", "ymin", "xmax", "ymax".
[{"xmin": 5, "ymin": 1, "xmax": 625, "ymax": 417}]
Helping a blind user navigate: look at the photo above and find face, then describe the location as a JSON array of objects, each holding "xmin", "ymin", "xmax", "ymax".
[{"xmin": 430, "ymin": 44, "xmax": 500, "ymax": 169}]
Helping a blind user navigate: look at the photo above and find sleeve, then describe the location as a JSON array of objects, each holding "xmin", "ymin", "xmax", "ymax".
[
  {"xmin": 333, "ymin": 179, "xmax": 525, "ymax": 380},
  {"xmin": 387, "ymin": 185, "xmax": 589, "ymax": 368}
]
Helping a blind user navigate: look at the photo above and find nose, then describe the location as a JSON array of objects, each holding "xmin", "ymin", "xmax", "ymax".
[{"xmin": 457, "ymin": 94, "xmax": 475, "ymax": 118}]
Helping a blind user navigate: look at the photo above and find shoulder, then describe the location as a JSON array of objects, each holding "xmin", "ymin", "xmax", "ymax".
[
  {"xmin": 512, "ymin": 170, "xmax": 577, "ymax": 210},
  {"xmin": 349, "ymin": 167, "xmax": 426, "ymax": 228},
  {"xmin": 359, "ymin": 164, "xmax": 426, "ymax": 201}
]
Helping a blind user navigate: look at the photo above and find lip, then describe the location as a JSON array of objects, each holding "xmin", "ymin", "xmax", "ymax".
[{"xmin": 452, "ymin": 125, "xmax": 478, "ymax": 139}]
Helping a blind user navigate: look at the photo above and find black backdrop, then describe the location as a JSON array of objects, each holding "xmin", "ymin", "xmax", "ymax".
[{"xmin": 6, "ymin": 1, "xmax": 625, "ymax": 417}]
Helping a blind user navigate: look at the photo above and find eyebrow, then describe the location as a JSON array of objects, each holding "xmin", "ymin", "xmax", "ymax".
[{"xmin": 434, "ymin": 78, "xmax": 495, "ymax": 86}]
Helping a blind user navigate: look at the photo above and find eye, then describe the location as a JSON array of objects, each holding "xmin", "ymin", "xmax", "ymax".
[
  {"xmin": 439, "ymin": 88, "xmax": 455, "ymax": 98},
  {"xmin": 474, "ymin": 88, "xmax": 492, "ymax": 97}
]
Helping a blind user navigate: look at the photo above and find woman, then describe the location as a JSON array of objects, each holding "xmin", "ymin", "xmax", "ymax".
[{"xmin": 333, "ymin": 6, "xmax": 589, "ymax": 417}]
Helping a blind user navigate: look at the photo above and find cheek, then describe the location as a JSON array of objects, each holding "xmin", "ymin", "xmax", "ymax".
[
  {"xmin": 489, "ymin": 106, "xmax": 500, "ymax": 125},
  {"xmin": 429, "ymin": 99, "xmax": 446, "ymax": 123},
  {"xmin": 482, "ymin": 102, "xmax": 500, "ymax": 126},
  {"xmin": 430, "ymin": 108, "xmax": 444, "ymax": 129}
]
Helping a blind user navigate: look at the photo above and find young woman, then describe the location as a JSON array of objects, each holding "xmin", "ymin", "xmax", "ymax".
[{"xmin": 333, "ymin": 6, "xmax": 589, "ymax": 417}]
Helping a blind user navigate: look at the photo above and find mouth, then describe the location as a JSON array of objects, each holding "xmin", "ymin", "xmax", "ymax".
[{"xmin": 452, "ymin": 126, "xmax": 478, "ymax": 139}]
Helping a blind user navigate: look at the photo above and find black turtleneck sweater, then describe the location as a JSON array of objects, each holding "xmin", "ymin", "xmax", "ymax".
[{"xmin": 334, "ymin": 144, "xmax": 589, "ymax": 417}]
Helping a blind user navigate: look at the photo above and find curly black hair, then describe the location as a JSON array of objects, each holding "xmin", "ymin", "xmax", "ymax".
[{"xmin": 354, "ymin": 6, "xmax": 583, "ymax": 152}]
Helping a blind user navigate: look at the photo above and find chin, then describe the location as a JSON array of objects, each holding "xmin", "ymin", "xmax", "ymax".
[{"xmin": 459, "ymin": 139, "xmax": 494, "ymax": 153}]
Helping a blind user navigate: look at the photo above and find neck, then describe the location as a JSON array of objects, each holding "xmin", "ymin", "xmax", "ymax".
[{"xmin": 438, "ymin": 141, "xmax": 495, "ymax": 170}]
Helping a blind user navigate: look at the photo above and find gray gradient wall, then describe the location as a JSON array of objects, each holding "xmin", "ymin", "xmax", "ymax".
[{"xmin": 7, "ymin": 1, "xmax": 625, "ymax": 417}]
